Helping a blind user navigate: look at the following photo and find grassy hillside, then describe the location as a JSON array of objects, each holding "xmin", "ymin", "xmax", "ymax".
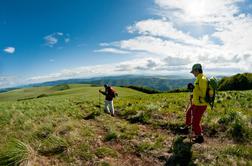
[
  {"xmin": 218, "ymin": 73, "xmax": 252, "ymax": 91},
  {"xmin": 0, "ymin": 84, "xmax": 251, "ymax": 165}
]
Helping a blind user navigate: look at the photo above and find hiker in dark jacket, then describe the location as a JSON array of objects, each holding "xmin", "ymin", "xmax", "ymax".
[{"xmin": 99, "ymin": 84, "xmax": 117, "ymax": 116}]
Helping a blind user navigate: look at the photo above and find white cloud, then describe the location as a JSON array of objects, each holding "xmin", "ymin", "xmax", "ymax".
[
  {"xmin": 154, "ymin": 0, "xmax": 241, "ymax": 24},
  {"xmin": 44, "ymin": 32, "xmax": 70, "ymax": 47},
  {"xmin": 96, "ymin": 0, "xmax": 252, "ymax": 74},
  {"xmin": 3, "ymin": 47, "xmax": 15, "ymax": 54},
  {"xmin": 25, "ymin": 58, "xmax": 156, "ymax": 83},
  {"xmin": 29, "ymin": 56, "xmax": 211, "ymax": 82},
  {"xmin": 27, "ymin": 64, "xmax": 119, "ymax": 83},
  {"xmin": 127, "ymin": 19, "xmax": 211, "ymax": 46},
  {"xmin": 94, "ymin": 48, "xmax": 130, "ymax": 54},
  {"xmin": 99, "ymin": 42, "xmax": 110, "ymax": 46},
  {"xmin": 0, "ymin": 76, "xmax": 20, "ymax": 88},
  {"xmin": 44, "ymin": 34, "xmax": 58, "ymax": 47}
]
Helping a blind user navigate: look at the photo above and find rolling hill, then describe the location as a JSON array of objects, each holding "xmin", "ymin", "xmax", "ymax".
[{"xmin": 218, "ymin": 73, "xmax": 252, "ymax": 91}]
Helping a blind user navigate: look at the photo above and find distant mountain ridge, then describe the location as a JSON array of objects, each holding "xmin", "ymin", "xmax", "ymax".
[
  {"xmin": 0, "ymin": 75, "xmax": 193, "ymax": 93},
  {"xmin": 32, "ymin": 75, "xmax": 194, "ymax": 91}
]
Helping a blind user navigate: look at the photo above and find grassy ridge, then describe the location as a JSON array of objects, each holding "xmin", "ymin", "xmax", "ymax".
[
  {"xmin": 0, "ymin": 84, "xmax": 251, "ymax": 165},
  {"xmin": 218, "ymin": 73, "xmax": 252, "ymax": 91}
]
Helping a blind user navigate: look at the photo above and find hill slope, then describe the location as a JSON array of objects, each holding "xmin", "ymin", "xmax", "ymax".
[
  {"xmin": 0, "ymin": 84, "xmax": 251, "ymax": 165},
  {"xmin": 218, "ymin": 73, "xmax": 252, "ymax": 91}
]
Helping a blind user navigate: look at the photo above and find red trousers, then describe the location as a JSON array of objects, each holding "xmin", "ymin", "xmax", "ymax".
[{"xmin": 186, "ymin": 104, "xmax": 207, "ymax": 135}]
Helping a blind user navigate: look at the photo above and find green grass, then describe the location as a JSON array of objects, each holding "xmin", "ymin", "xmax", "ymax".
[
  {"xmin": 0, "ymin": 139, "xmax": 34, "ymax": 166},
  {"xmin": 0, "ymin": 84, "xmax": 251, "ymax": 165},
  {"xmin": 95, "ymin": 147, "xmax": 118, "ymax": 158}
]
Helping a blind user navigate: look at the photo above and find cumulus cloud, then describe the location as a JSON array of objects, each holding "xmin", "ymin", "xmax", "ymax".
[
  {"xmin": 44, "ymin": 32, "xmax": 70, "ymax": 47},
  {"xmin": 3, "ymin": 47, "xmax": 15, "ymax": 54},
  {"xmin": 18, "ymin": 52, "xmax": 248, "ymax": 86},
  {"xmin": 127, "ymin": 19, "xmax": 211, "ymax": 46},
  {"xmin": 154, "ymin": 0, "xmax": 241, "ymax": 24},
  {"xmin": 96, "ymin": 0, "xmax": 252, "ymax": 74}
]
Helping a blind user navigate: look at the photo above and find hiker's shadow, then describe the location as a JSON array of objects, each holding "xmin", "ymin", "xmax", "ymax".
[{"xmin": 165, "ymin": 136, "xmax": 195, "ymax": 166}]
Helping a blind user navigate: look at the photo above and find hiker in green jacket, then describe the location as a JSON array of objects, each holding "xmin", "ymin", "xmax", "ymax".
[{"xmin": 99, "ymin": 84, "xmax": 117, "ymax": 116}]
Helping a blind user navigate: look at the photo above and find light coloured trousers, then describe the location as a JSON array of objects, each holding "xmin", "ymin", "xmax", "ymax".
[{"xmin": 104, "ymin": 100, "xmax": 114, "ymax": 115}]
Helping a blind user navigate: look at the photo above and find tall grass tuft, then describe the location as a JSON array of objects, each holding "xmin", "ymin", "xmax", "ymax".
[
  {"xmin": 228, "ymin": 119, "xmax": 251, "ymax": 143},
  {"xmin": 0, "ymin": 139, "xmax": 34, "ymax": 166},
  {"xmin": 38, "ymin": 136, "xmax": 68, "ymax": 156},
  {"xmin": 218, "ymin": 111, "xmax": 251, "ymax": 142}
]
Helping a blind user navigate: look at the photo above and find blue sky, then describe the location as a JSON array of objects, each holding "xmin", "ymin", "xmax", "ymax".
[
  {"xmin": 0, "ymin": 0, "xmax": 252, "ymax": 88},
  {"xmin": 0, "ymin": 0, "xmax": 152, "ymax": 75}
]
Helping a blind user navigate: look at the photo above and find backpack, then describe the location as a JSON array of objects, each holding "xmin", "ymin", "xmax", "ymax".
[
  {"xmin": 205, "ymin": 77, "xmax": 218, "ymax": 109},
  {"xmin": 108, "ymin": 87, "xmax": 118, "ymax": 98}
]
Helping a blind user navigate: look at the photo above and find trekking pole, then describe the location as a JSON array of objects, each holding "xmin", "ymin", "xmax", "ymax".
[
  {"xmin": 99, "ymin": 91, "xmax": 101, "ymax": 112},
  {"xmin": 185, "ymin": 99, "xmax": 193, "ymax": 143},
  {"xmin": 189, "ymin": 105, "xmax": 193, "ymax": 143},
  {"xmin": 187, "ymin": 83, "xmax": 194, "ymax": 143},
  {"xmin": 185, "ymin": 100, "xmax": 191, "ymax": 112}
]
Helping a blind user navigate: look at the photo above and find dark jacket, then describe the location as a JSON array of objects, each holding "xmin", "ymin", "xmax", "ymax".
[{"xmin": 100, "ymin": 87, "xmax": 116, "ymax": 101}]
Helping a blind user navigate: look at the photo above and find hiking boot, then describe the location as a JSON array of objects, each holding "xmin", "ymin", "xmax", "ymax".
[
  {"xmin": 179, "ymin": 126, "xmax": 189, "ymax": 134},
  {"xmin": 193, "ymin": 135, "xmax": 204, "ymax": 144},
  {"xmin": 104, "ymin": 110, "xmax": 110, "ymax": 114}
]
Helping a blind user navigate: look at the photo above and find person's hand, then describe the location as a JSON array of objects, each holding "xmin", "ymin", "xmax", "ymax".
[
  {"xmin": 187, "ymin": 83, "xmax": 194, "ymax": 92},
  {"xmin": 99, "ymin": 89, "xmax": 102, "ymax": 92}
]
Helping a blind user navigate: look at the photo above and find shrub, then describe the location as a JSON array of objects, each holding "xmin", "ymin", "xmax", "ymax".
[
  {"xmin": 228, "ymin": 119, "xmax": 251, "ymax": 142},
  {"xmin": 218, "ymin": 111, "xmax": 251, "ymax": 142},
  {"xmin": 218, "ymin": 111, "xmax": 238, "ymax": 125},
  {"xmin": 104, "ymin": 131, "xmax": 118, "ymax": 141}
]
